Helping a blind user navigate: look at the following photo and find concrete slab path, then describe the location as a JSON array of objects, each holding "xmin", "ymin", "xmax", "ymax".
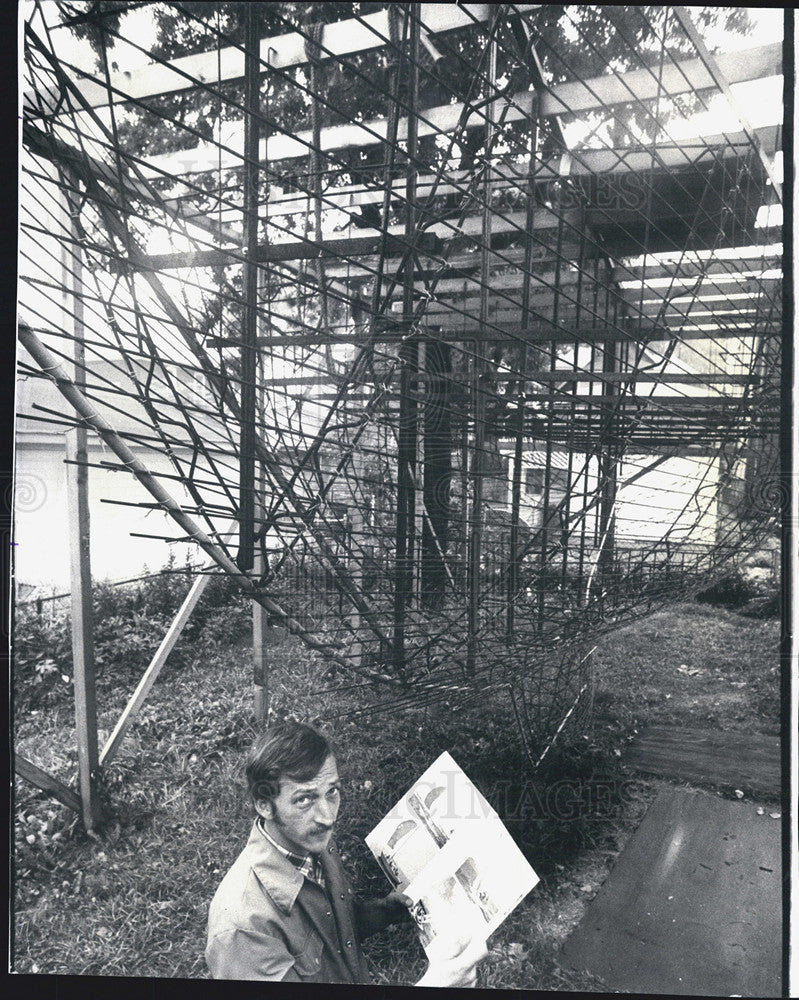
[{"xmin": 560, "ymin": 787, "xmax": 782, "ymax": 997}]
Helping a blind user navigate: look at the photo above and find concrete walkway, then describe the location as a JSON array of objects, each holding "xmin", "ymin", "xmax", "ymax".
[{"xmin": 560, "ymin": 787, "xmax": 782, "ymax": 997}]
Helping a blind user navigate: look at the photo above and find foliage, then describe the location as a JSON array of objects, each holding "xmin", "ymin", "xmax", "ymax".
[
  {"xmin": 694, "ymin": 569, "xmax": 760, "ymax": 609},
  {"xmin": 13, "ymin": 557, "xmax": 252, "ymax": 712},
  {"xmin": 65, "ymin": 3, "xmax": 755, "ymax": 158}
]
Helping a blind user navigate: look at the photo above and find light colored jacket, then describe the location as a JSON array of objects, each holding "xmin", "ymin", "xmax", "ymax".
[{"xmin": 206, "ymin": 821, "xmax": 388, "ymax": 983}]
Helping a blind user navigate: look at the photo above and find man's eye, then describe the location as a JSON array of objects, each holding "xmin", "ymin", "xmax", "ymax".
[
  {"xmin": 328, "ymin": 787, "xmax": 340, "ymax": 799},
  {"xmin": 295, "ymin": 796, "xmax": 313, "ymax": 807}
]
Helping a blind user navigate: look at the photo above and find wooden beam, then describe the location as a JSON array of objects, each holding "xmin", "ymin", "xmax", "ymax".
[
  {"xmin": 211, "ymin": 319, "xmax": 774, "ymax": 349},
  {"xmin": 499, "ymin": 371, "xmax": 759, "ymax": 385},
  {"xmin": 614, "ymin": 255, "xmax": 782, "ymax": 284},
  {"xmin": 117, "ymin": 205, "xmax": 573, "ymax": 274},
  {"xmin": 428, "ymin": 309, "xmax": 759, "ymax": 335},
  {"xmin": 673, "ymin": 7, "xmax": 782, "ymax": 201},
  {"xmin": 519, "ymin": 393, "xmax": 771, "ymax": 406},
  {"xmin": 14, "ymin": 754, "xmax": 82, "ymax": 814},
  {"xmin": 99, "ymin": 572, "xmax": 214, "ymax": 768},
  {"xmin": 542, "ymin": 42, "xmax": 781, "ymax": 119},
  {"xmin": 386, "ymin": 290, "xmax": 780, "ymax": 325},
  {"xmin": 143, "ymin": 84, "xmax": 780, "ymax": 175},
  {"xmin": 115, "ymin": 231, "xmax": 442, "ymax": 271},
  {"xmin": 32, "ymin": 5, "xmax": 531, "ymax": 111}
]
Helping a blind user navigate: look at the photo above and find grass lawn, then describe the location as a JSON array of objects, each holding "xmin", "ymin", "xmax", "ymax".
[{"xmin": 12, "ymin": 598, "xmax": 780, "ymax": 987}]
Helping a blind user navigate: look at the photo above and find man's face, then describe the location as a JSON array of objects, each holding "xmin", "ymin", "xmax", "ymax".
[{"xmin": 256, "ymin": 754, "xmax": 341, "ymax": 856}]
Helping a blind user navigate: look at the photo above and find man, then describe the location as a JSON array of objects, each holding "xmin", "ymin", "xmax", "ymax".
[{"xmin": 206, "ymin": 720, "xmax": 487, "ymax": 986}]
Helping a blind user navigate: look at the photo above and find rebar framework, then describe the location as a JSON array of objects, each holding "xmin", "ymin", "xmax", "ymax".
[{"xmin": 18, "ymin": 3, "xmax": 783, "ymax": 765}]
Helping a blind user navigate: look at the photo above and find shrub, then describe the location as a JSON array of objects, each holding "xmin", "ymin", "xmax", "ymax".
[
  {"xmin": 694, "ymin": 568, "xmax": 757, "ymax": 608},
  {"xmin": 13, "ymin": 559, "xmax": 252, "ymax": 711},
  {"xmin": 12, "ymin": 606, "xmax": 74, "ymax": 711}
]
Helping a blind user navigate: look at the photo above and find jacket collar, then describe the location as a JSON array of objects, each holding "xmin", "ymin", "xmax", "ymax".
[{"xmin": 245, "ymin": 820, "xmax": 307, "ymax": 916}]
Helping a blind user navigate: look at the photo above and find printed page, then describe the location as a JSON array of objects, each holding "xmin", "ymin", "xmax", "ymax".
[
  {"xmin": 365, "ymin": 751, "xmax": 539, "ymax": 946},
  {"xmin": 403, "ymin": 823, "xmax": 539, "ymax": 959},
  {"xmin": 365, "ymin": 750, "xmax": 498, "ymax": 889}
]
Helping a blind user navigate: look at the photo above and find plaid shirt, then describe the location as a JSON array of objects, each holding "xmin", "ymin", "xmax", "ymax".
[{"xmin": 257, "ymin": 819, "xmax": 325, "ymax": 889}]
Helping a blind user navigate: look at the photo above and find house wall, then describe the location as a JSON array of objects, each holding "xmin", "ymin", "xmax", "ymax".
[
  {"xmin": 503, "ymin": 448, "xmax": 719, "ymax": 548},
  {"xmin": 13, "ymin": 439, "xmax": 198, "ymax": 593},
  {"xmin": 14, "ymin": 343, "xmax": 226, "ymax": 592}
]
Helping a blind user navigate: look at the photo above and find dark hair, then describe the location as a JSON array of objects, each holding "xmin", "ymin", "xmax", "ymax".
[{"xmin": 245, "ymin": 720, "xmax": 334, "ymax": 804}]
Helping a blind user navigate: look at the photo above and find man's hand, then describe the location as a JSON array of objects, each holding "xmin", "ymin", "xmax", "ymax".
[
  {"xmin": 416, "ymin": 936, "xmax": 489, "ymax": 988},
  {"xmin": 380, "ymin": 890, "xmax": 413, "ymax": 923}
]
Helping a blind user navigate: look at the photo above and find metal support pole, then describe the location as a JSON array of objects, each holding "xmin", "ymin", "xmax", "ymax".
[
  {"xmin": 467, "ymin": 25, "xmax": 497, "ymax": 672},
  {"xmin": 392, "ymin": 4, "xmax": 420, "ymax": 675},
  {"xmin": 252, "ymin": 376, "xmax": 269, "ymax": 722},
  {"xmin": 238, "ymin": 2, "xmax": 260, "ymax": 572},
  {"xmin": 598, "ymin": 336, "xmax": 619, "ymax": 599},
  {"xmin": 507, "ymin": 92, "xmax": 539, "ymax": 640},
  {"xmin": 62, "ymin": 167, "xmax": 101, "ymax": 831}
]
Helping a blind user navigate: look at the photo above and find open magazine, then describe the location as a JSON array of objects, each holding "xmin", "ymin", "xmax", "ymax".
[{"xmin": 365, "ymin": 751, "xmax": 539, "ymax": 961}]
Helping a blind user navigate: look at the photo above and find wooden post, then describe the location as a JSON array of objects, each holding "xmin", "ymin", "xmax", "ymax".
[
  {"xmin": 62, "ymin": 166, "xmax": 101, "ymax": 831},
  {"xmin": 252, "ymin": 425, "xmax": 269, "ymax": 722},
  {"xmin": 467, "ymin": 25, "xmax": 497, "ymax": 671},
  {"xmin": 348, "ymin": 502, "xmax": 364, "ymax": 668},
  {"xmin": 597, "ymin": 343, "xmax": 619, "ymax": 605},
  {"xmin": 252, "ymin": 562, "xmax": 269, "ymax": 722},
  {"xmin": 466, "ymin": 363, "xmax": 486, "ymax": 674},
  {"xmin": 421, "ymin": 339, "xmax": 451, "ymax": 608}
]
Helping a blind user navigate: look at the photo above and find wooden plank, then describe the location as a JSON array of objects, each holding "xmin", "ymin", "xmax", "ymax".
[
  {"xmin": 320, "ymin": 248, "xmax": 781, "ymax": 284},
  {"xmin": 615, "ymin": 256, "xmax": 782, "ymax": 283},
  {"xmin": 32, "ymin": 26, "xmax": 778, "ymax": 131},
  {"xmin": 621, "ymin": 724, "xmax": 780, "ymax": 797},
  {"xmin": 37, "ymin": 5, "xmax": 529, "ymax": 110},
  {"xmin": 14, "ymin": 754, "xmax": 82, "ymax": 814},
  {"xmin": 620, "ymin": 279, "xmax": 781, "ymax": 304},
  {"xmin": 142, "ymin": 82, "xmax": 779, "ymax": 174},
  {"xmin": 99, "ymin": 572, "xmax": 214, "ymax": 768},
  {"xmin": 61, "ymin": 170, "xmax": 101, "ymax": 833},
  {"xmin": 545, "ymin": 42, "xmax": 781, "ymax": 119}
]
